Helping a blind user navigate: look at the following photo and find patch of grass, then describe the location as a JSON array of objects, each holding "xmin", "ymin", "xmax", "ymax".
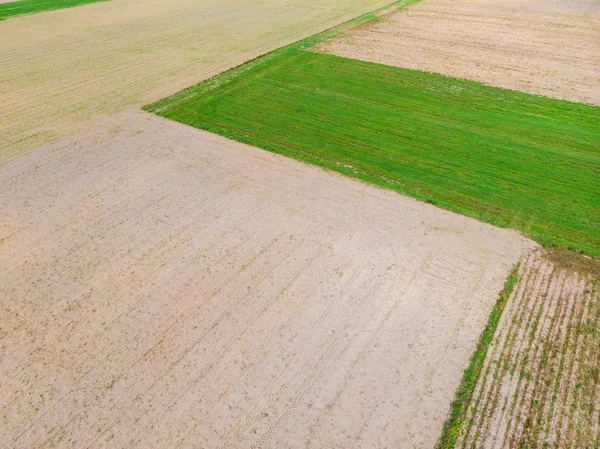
[
  {"xmin": 0, "ymin": 0, "xmax": 110, "ymax": 20},
  {"xmin": 435, "ymin": 264, "xmax": 520, "ymax": 449},
  {"xmin": 146, "ymin": 48, "xmax": 600, "ymax": 256}
]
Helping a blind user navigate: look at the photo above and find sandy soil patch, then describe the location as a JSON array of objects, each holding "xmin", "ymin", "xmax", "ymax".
[
  {"xmin": 456, "ymin": 249, "xmax": 600, "ymax": 448},
  {"xmin": 0, "ymin": 109, "xmax": 533, "ymax": 448},
  {"xmin": 0, "ymin": 0, "xmax": 396, "ymax": 165},
  {"xmin": 317, "ymin": 0, "xmax": 600, "ymax": 105}
]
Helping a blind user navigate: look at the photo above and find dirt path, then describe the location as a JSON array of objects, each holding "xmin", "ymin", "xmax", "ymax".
[
  {"xmin": 0, "ymin": 110, "xmax": 533, "ymax": 448},
  {"xmin": 0, "ymin": 0, "xmax": 396, "ymax": 165},
  {"xmin": 318, "ymin": 0, "xmax": 600, "ymax": 105},
  {"xmin": 456, "ymin": 249, "xmax": 600, "ymax": 448}
]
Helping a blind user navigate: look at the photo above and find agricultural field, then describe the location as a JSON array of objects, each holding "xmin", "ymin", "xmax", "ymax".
[
  {"xmin": 144, "ymin": 0, "xmax": 600, "ymax": 447},
  {"xmin": 0, "ymin": 0, "xmax": 395, "ymax": 165},
  {"xmin": 448, "ymin": 251, "xmax": 600, "ymax": 449},
  {"xmin": 1, "ymin": 0, "xmax": 599, "ymax": 447},
  {"xmin": 318, "ymin": 0, "xmax": 600, "ymax": 105},
  {"xmin": 0, "ymin": 110, "xmax": 531, "ymax": 448},
  {"xmin": 147, "ymin": 48, "xmax": 600, "ymax": 256}
]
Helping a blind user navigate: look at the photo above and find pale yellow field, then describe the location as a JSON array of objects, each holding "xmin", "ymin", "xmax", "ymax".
[{"xmin": 0, "ymin": 0, "xmax": 395, "ymax": 165}]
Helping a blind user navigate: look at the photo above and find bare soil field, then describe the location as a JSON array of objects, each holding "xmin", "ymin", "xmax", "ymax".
[
  {"xmin": 0, "ymin": 0, "xmax": 396, "ymax": 165},
  {"xmin": 0, "ymin": 110, "xmax": 533, "ymax": 448},
  {"xmin": 318, "ymin": 0, "xmax": 600, "ymax": 105},
  {"xmin": 455, "ymin": 250, "xmax": 600, "ymax": 448}
]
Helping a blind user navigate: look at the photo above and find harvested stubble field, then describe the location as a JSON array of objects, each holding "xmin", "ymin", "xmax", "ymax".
[
  {"xmin": 318, "ymin": 0, "xmax": 600, "ymax": 105},
  {"xmin": 147, "ymin": 48, "xmax": 600, "ymax": 256},
  {"xmin": 0, "ymin": 110, "xmax": 532, "ymax": 448},
  {"xmin": 452, "ymin": 250, "xmax": 600, "ymax": 449},
  {"xmin": 0, "ymin": 0, "xmax": 396, "ymax": 165}
]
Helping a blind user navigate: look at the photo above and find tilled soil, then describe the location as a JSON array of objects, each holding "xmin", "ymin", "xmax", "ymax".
[
  {"xmin": 0, "ymin": 110, "xmax": 532, "ymax": 448},
  {"xmin": 456, "ymin": 249, "xmax": 600, "ymax": 449},
  {"xmin": 0, "ymin": 0, "xmax": 396, "ymax": 165},
  {"xmin": 318, "ymin": 0, "xmax": 600, "ymax": 105}
]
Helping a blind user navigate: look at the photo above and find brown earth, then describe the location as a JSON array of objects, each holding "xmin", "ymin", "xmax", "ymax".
[
  {"xmin": 0, "ymin": 110, "xmax": 533, "ymax": 448},
  {"xmin": 317, "ymin": 0, "xmax": 600, "ymax": 105},
  {"xmin": 455, "ymin": 249, "xmax": 600, "ymax": 449},
  {"xmin": 0, "ymin": 0, "xmax": 397, "ymax": 165}
]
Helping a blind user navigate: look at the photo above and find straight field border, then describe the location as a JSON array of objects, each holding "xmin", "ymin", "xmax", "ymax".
[{"xmin": 145, "ymin": 0, "xmax": 422, "ymax": 114}]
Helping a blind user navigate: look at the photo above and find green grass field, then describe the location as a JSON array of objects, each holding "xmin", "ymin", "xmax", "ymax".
[
  {"xmin": 147, "ymin": 48, "xmax": 600, "ymax": 256},
  {"xmin": 0, "ymin": 0, "xmax": 109, "ymax": 20}
]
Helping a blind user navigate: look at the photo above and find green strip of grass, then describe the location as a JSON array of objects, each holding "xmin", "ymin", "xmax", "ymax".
[
  {"xmin": 436, "ymin": 263, "xmax": 520, "ymax": 449},
  {"xmin": 0, "ymin": 0, "xmax": 110, "ymax": 20},
  {"xmin": 146, "ymin": 48, "xmax": 600, "ymax": 256}
]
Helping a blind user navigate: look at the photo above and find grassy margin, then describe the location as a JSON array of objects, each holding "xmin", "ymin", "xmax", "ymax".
[
  {"xmin": 436, "ymin": 263, "xmax": 521, "ymax": 449},
  {"xmin": 0, "ymin": 0, "xmax": 111, "ymax": 20},
  {"xmin": 144, "ymin": 0, "xmax": 422, "ymax": 114}
]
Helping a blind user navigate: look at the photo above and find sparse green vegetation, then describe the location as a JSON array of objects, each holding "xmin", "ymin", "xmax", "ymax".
[
  {"xmin": 453, "ymin": 252, "xmax": 600, "ymax": 448},
  {"xmin": 0, "ymin": 0, "xmax": 110, "ymax": 20},
  {"xmin": 435, "ymin": 264, "xmax": 520, "ymax": 449},
  {"xmin": 147, "ymin": 48, "xmax": 600, "ymax": 256}
]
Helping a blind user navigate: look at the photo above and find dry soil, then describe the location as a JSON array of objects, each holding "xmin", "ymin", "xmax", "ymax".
[
  {"xmin": 318, "ymin": 0, "xmax": 600, "ymax": 105},
  {"xmin": 0, "ymin": 0, "xmax": 396, "ymax": 165},
  {"xmin": 0, "ymin": 110, "xmax": 533, "ymax": 449}
]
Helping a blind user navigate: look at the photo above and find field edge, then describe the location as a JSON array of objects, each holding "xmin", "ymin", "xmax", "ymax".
[
  {"xmin": 144, "ymin": 3, "xmax": 599, "ymax": 259},
  {"xmin": 435, "ymin": 262, "xmax": 522, "ymax": 449},
  {"xmin": 143, "ymin": 0, "xmax": 422, "ymax": 114},
  {"xmin": 0, "ymin": 0, "xmax": 112, "ymax": 20},
  {"xmin": 145, "ymin": 48, "xmax": 600, "ymax": 257}
]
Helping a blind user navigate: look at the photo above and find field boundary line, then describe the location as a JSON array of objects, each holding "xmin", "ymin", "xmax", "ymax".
[
  {"xmin": 0, "ymin": 0, "xmax": 112, "ymax": 21},
  {"xmin": 143, "ymin": 0, "xmax": 422, "ymax": 114},
  {"xmin": 435, "ymin": 262, "xmax": 521, "ymax": 449}
]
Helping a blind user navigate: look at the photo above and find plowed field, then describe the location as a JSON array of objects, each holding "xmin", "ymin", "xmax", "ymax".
[{"xmin": 0, "ymin": 110, "xmax": 532, "ymax": 448}]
